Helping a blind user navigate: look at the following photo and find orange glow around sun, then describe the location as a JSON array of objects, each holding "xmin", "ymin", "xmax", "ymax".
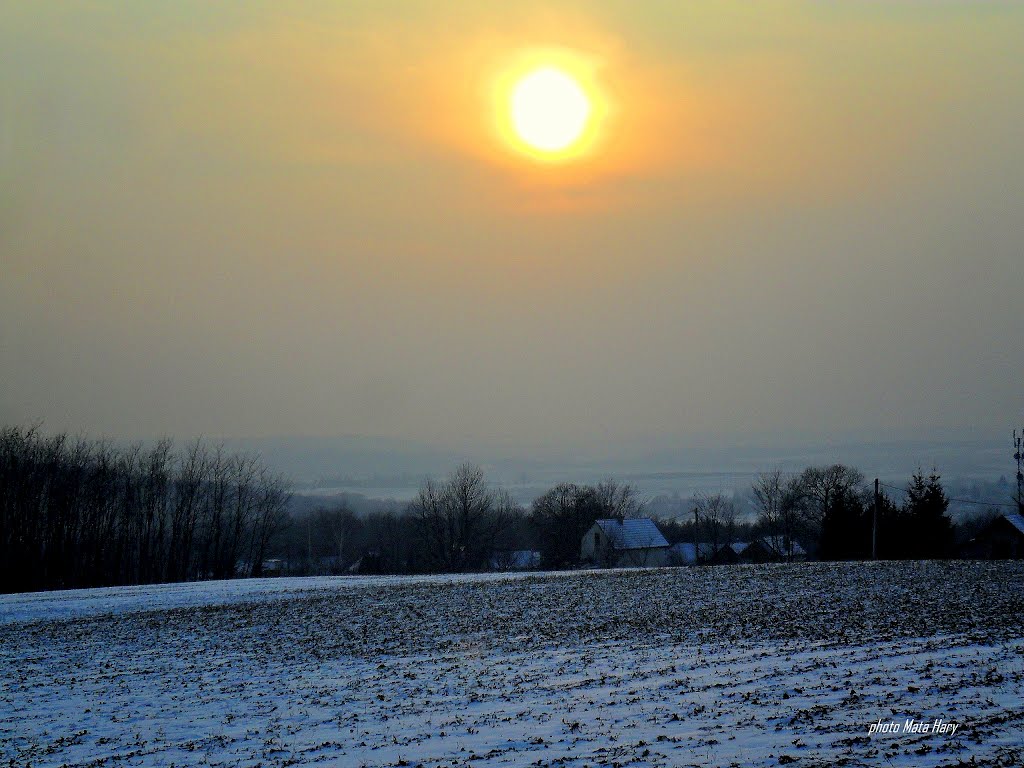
[
  {"xmin": 406, "ymin": 22, "xmax": 711, "ymax": 206},
  {"xmin": 492, "ymin": 47, "xmax": 610, "ymax": 165}
]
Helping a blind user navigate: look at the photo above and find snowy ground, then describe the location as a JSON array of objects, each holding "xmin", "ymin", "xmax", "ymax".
[{"xmin": 2, "ymin": 562, "xmax": 1023, "ymax": 767}]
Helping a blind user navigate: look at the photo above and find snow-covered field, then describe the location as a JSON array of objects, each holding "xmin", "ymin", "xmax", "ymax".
[{"xmin": 2, "ymin": 562, "xmax": 1022, "ymax": 767}]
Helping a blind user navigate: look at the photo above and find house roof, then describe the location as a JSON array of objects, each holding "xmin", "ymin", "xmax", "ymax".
[
  {"xmin": 1003, "ymin": 513, "xmax": 1024, "ymax": 536},
  {"xmin": 595, "ymin": 518, "xmax": 669, "ymax": 550}
]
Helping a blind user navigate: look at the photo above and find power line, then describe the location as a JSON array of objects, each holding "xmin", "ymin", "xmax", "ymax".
[{"xmin": 877, "ymin": 480, "xmax": 1015, "ymax": 510}]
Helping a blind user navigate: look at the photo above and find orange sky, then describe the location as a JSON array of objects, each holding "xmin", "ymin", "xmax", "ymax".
[{"xmin": 2, "ymin": 2, "xmax": 1023, "ymax": 446}]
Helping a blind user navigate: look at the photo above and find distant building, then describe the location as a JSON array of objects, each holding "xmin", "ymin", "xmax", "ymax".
[
  {"xmin": 261, "ymin": 558, "xmax": 285, "ymax": 576},
  {"xmin": 669, "ymin": 538, "xmax": 807, "ymax": 566},
  {"xmin": 489, "ymin": 550, "xmax": 542, "ymax": 571},
  {"xmin": 742, "ymin": 537, "xmax": 808, "ymax": 563},
  {"xmin": 710, "ymin": 541, "xmax": 748, "ymax": 565},
  {"xmin": 581, "ymin": 518, "xmax": 670, "ymax": 568},
  {"xmin": 667, "ymin": 542, "xmax": 715, "ymax": 565},
  {"xmin": 962, "ymin": 512, "xmax": 1024, "ymax": 559}
]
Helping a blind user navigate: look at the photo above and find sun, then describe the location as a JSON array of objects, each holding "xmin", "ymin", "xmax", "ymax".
[{"xmin": 509, "ymin": 67, "xmax": 592, "ymax": 154}]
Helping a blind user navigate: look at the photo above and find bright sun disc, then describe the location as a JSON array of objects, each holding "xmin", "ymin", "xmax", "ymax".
[{"xmin": 510, "ymin": 67, "xmax": 591, "ymax": 153}]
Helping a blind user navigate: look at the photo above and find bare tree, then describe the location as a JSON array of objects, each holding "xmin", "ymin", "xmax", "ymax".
[
  {"xmin": 447, "ymin": 463, "xmax": 493, "ymax": 572},
  {"xmin": 411, "ymin": 463, "xmax": 513, "ymax": 573},
  {"xmin": 594, "ymin": 479, "xmax": 644, "ymax": 519},
  {"xmin": 411, "ymin": 477, "xmax": 449, "ymax": 571},
  {"xmin": 309, "ymin": 506, "xmax": 361, "ymax": 573},
  {"xmin": 752, "ymin": 470, "xmax": 785, "ymax": 534},
  {"xmin": 0, "ymin": 425, "xmax": 292, "ymax": 592},
  {"xmin": 797, "ymin": 465, "xmax": 865, "ymax": 528},
  {"xmin": 139, "ymin": 439, "xmax": 173, "ymax": 582},
  {"xmin": 530, "ymin": 483, "xmax": 594, "ymax": 568},
  {"xmin": 751, "ymin": 469, "xmax": 804, "ymax": 561},
  {"xmin": 694, "ymin": 492, "xmax": 735, "ymax": 558},
  {"xmin": 166, "ymin": 440, "xmax": 205, "ymax": 581},
  {"xmin": 248, "ymin": 470, "xmax": 290, "ymax": 577}
]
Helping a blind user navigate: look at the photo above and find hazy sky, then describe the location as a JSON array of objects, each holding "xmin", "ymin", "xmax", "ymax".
[{"xmin": 3, "ymin": 2, "xmax": 1023, "ymax": 448}]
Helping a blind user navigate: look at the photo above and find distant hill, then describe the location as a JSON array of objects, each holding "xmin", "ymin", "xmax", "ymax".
[{"xmin": 220, "ymin": 429, "xmax": 1014, "ymax": 505}]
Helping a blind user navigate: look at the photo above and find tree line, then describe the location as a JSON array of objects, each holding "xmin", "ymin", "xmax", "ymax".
[
  {"xmin": 0, "ymin": 425, "xmax": 289, "ymax": 593},
  {"xmin": 1, "ymin": 423, "xmax": 994, "ymax": 592},
  {"xmin": 268, "ymin": 468, "xmax": 644, "ymax": 575},
  {"xmin": 274, "ymin": 463, "xmax": 532, "ymax": 575},
  {"xmin": 649, "ymin": 465, "xmax": 957, "ymax": 562},
  {"xmin": 287, "ymin": 464, "xmax": 948, "ymax": 574},
  {"xmin": 747, "ymin": 465, "xmax": 955, "ymax": 560}
]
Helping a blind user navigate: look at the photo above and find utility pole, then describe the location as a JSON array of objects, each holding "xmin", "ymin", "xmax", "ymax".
[
  {"xmin": 1014, "ymin": 430, "xmax": 1023, "ymax": 513},
  {"xmin": 872, "ymin": 478, "xmax": 880, "ymax": 560}
]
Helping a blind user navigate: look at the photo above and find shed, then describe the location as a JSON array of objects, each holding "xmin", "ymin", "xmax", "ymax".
[{"xmin": 963, "ymin": 512, "xmax": 1024, "ymax": 559}]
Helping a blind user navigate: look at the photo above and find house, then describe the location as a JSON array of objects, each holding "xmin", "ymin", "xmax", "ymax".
[
  {"xmin": 742, "ymin": 536, "xmax": 808, "ymax": 563},
  {"xmin": 710, "ymin": 541, "xmax": 748, "ymax": 565},
  {"xmin": 489, "ymin": 550, "xmax": 542, "ymax": 571},
  {"xmin": 581, "ymin": 518, "xmax": 670, "ymax": 568},
  {"xmin": 962, "ymin": 512, "xmax": 1024, "ymax": 559}
]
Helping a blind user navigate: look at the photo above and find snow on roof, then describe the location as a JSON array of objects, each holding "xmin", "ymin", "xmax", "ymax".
[
  {"xmin": 595, "ymin": 518, "xmax": 669, "ymax": 550},
  {"xmin": 1002, "ymin": 513, "xmax": 1024, "ymax": 536}
]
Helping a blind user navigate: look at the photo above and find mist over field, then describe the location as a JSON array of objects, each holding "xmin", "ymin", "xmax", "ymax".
[{"xmin": 227, "ymin": 429, "xmax": 1014, "ymax": 503}]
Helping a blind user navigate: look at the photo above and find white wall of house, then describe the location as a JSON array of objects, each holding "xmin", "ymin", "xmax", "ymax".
[
  {"xmin": 615, "ymin": 547, "xmax": 669, "ymax": 568},
  {"xmin": 580, "ymin": 522, "xmax": 607, "ymax": 564}
]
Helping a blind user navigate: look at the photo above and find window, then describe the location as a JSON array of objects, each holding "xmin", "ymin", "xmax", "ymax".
[{"xmin": 594, "ymin": 531, "xmax": 600, "ymax": 548}]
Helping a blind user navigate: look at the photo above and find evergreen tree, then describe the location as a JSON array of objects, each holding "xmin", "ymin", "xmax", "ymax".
[
  {"xmin": 904, "ymin": 469, "xmax": 954, "ymax": 558},
  {"xmin": 874, "ymin": 492, "xmax": 907, "ymax": 560},
  {"xmin": 818, "ymin": 489, "xmax": 870, "ymax": 560}
]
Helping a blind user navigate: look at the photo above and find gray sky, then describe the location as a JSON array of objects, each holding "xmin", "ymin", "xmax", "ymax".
[{"xmin": 2, "ymin": 2, "xmax": 1023, "ymax": 449}]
